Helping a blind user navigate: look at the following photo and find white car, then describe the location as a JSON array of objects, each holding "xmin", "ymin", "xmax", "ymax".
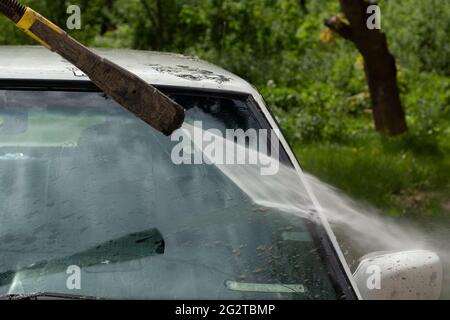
[{"xmin": 0, "ymin": 46, "xmax": 442, "ymax": 300}]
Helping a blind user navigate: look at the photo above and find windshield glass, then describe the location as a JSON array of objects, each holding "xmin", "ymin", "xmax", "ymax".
[{"xmin": 0, "ymin": 88, "xmax": 345, "ymax": 299}]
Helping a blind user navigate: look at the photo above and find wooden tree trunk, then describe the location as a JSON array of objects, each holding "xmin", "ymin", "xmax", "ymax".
[
  {"xmin": 363, "ymin": 39, "xmax": 407, "ymax": 135},
  {"xmin": 326, "ymin": 0, "xmax": 407, "ymax": 135}
]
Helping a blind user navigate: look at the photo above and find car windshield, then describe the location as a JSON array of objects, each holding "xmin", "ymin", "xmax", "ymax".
[{"xmin": 0, "ymin": 87, "xmax": 346, "ymax": 299}]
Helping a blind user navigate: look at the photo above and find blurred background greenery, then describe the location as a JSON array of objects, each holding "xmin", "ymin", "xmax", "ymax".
[{"xmin": 1, "ymin": 0, "xmax": 449, "ymax": 218}]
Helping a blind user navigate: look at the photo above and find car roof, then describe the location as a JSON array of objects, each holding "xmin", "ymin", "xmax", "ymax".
[{"xmin": 0, "ymin": 46, "xmax": 256, "ymax": 94}]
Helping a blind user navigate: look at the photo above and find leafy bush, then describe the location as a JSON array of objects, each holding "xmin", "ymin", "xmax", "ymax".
[
  {"xmin": 260, "ymin": 81, "xmax": 351, "ymax": 144},
  {"xmin": 402, "ymin": 71, "xmax": 450, "ymax": 139},
  {"xmin": 380, "ymin": 0, "xmax": 450, "ymax": 75}
]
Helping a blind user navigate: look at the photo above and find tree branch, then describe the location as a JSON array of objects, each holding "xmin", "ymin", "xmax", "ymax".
[{"xmin": 324, "ymin": 16, "xmax": 353, "ymax": 41}]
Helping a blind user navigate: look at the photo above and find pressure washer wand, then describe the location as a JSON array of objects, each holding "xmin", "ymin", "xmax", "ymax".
[{"xmin": 0, "ymin": 0, "xmax": 184, "ymax": 135}]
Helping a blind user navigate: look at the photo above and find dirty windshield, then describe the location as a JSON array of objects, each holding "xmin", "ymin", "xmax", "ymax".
[{"xmin": 0, "ymin": 88, "xmax": 343, "ymax": 299}]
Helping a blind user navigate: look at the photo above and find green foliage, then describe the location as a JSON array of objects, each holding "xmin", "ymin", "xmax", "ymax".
[
  {"xmin": 402, "ymin": 71, "xmax": 450, "ymax": 141},
  {"xmin": 260, "ymin": 82, "xmax": 351, "ymax": 144},
  {"xmin": 380, "ymin": 0, "xmax": 450, "ymax": 76}
]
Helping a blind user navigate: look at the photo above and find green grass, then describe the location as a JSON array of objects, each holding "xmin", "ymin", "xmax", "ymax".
[{"xmin": 293, "ymin": 133, "xmax": 450, "ymax": 218}]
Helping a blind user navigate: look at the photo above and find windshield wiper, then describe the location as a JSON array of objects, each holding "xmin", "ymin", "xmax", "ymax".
[{"xmin": 0, "ymin": 292, "xmax": 102, "ymax": 300}]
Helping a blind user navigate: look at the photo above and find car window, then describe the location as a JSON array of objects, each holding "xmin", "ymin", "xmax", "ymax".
[{"xmin": 0, "ymin": 88, "xmax": 344, "ymax": 299}]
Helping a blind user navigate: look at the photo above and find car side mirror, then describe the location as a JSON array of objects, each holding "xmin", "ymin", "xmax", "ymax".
[{"xmin": 353, "ymin": 250, "xmax": 443, "ymax": 300}]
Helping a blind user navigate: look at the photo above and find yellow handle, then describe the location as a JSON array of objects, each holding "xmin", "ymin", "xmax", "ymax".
[{"xmin": 16, "ymin": 7, "xmax": 64, "ymax": 48}]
